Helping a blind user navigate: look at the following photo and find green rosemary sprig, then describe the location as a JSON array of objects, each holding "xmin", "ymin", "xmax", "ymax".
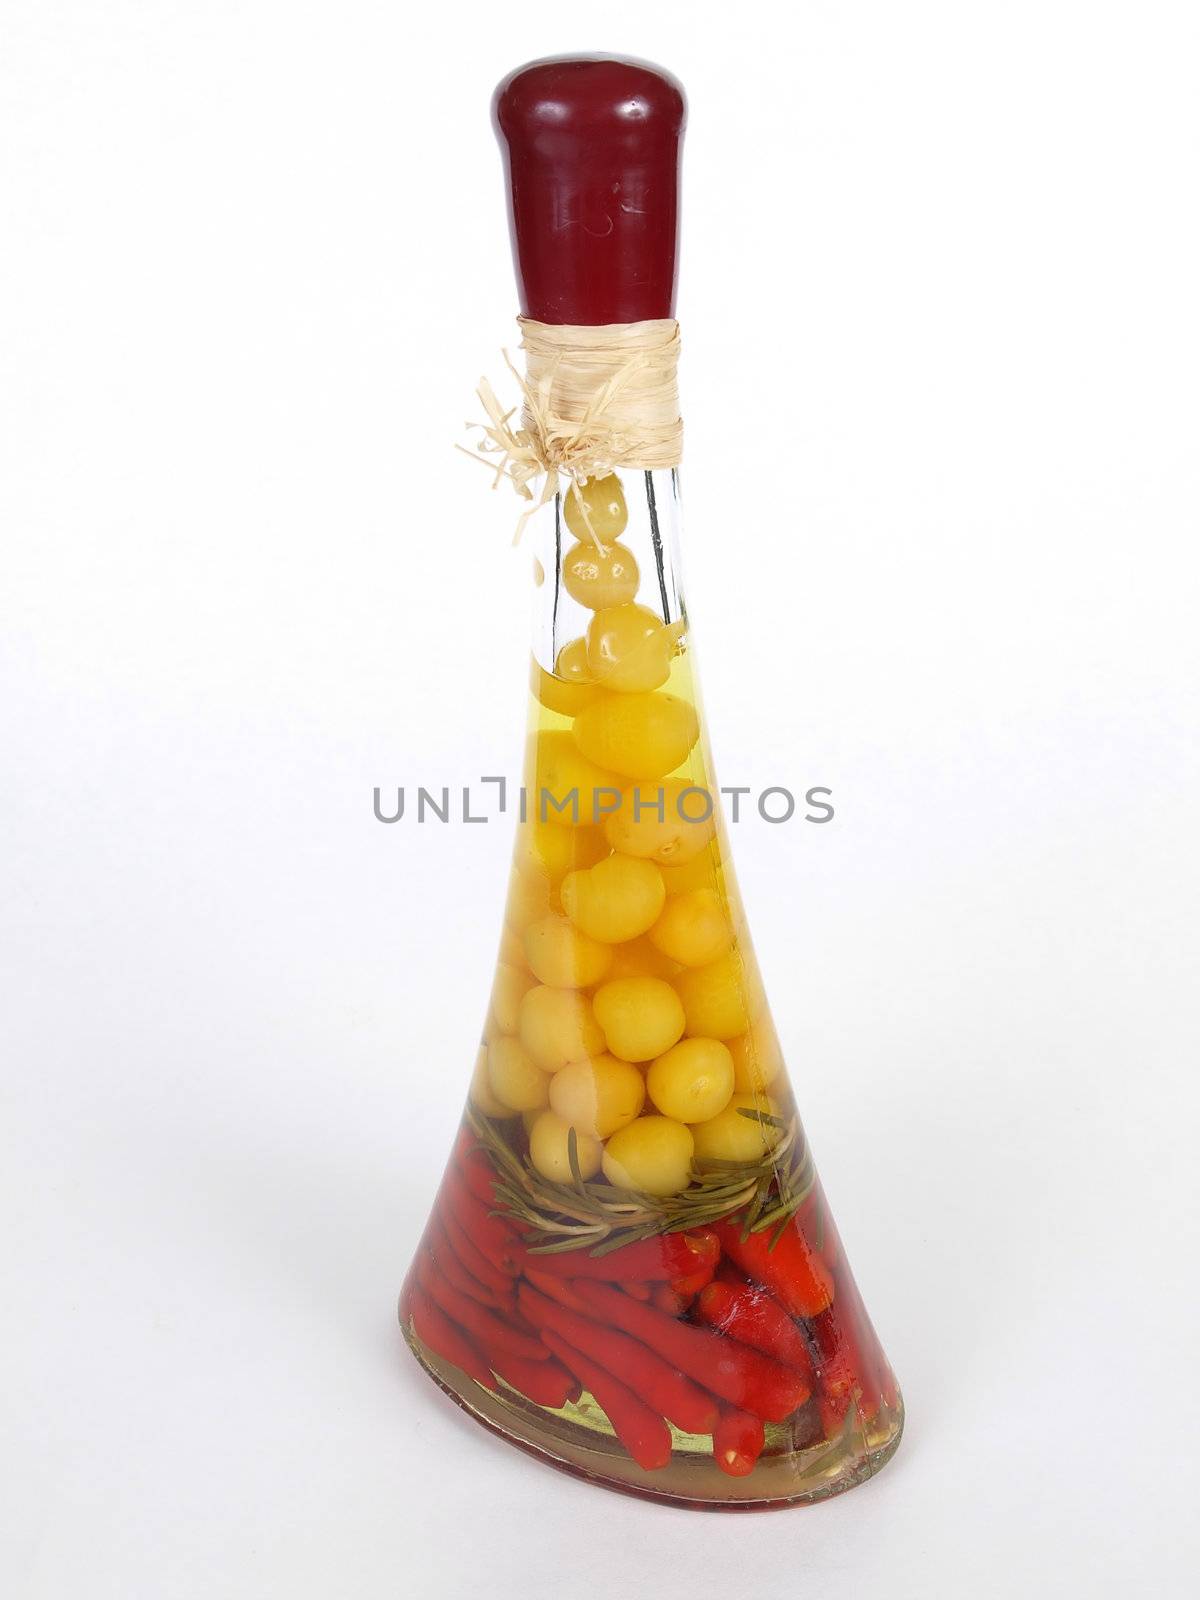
[{"xmin": 465, "ymin": 1101, "xmax": 815, "ymax": 1256}]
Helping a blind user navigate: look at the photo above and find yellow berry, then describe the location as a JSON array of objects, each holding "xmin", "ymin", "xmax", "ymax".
[
  {"xmin": 496, "ymin": 924, "xmax": 527, "ymax": 968},
  {"xmin": 586, "ymin": 604, "xmax": 675, "ymax": 692},
  {"xmin": 727, "ymin": 1015, "xmax": 785, "ymax": 1092},
  {"xmin": 560, "ymin": 854, "xmax": 665, "ymax": 944},
  {"xmin": 504, "ymin": 866, "xmax": 552, "ymax": 932},
  {"xmin": 469, "ymin": 1045, "xmax": 515, "ymax": 1119},
  {"xmin": 675, "ymin": 950, "xmax": 762, "ymax": 1039},
  {"xmin": 528, "ymin": 1109, "xmax": 603, "ymax": 1183},
  {"xmin": 562, "ymin": 541, "xmax": 641, "ymax": 610},
  {"xmin": 648, "ymin": 888, "xmax": 733, "ymax": 967},
  {"xmin": 489, "ymin": 962, "xmax": 537, "ymax": 1034},
  {"xmin": 530, "ymin": 730, "xmax": 621, "ymax": 827},
  {"xmin": 523, "ymin": 915, "xmax": 613, "ymax": 988},
  {"xmin": 488, "ymin": 1035, "xmax": 551, "ymax": 1112},
  {"xmin": 691, "ymin": 1093, "xmax": 784, "ymax": 1164},
  {"xmin": 513, "ymin": 819, "xmax": 608, "ymax": 885},
  {"xmin": 549, "ymin": 1054, "xmax": 646, "ymax": 1139},
  {"xmin": 530, "ymin": 652, "xmax": 599, "ymax": 717},
  {"xmin": 572, "ymin": 692, "xmax": 700, "ymax": 780},
  {"xmin": 604, "ymin": 778, "xmax": 717, "ymax": 865},
  {"xmin": 659, "ymin": 840, "xmax": 724, "ymax": 896},
  {"xmin": 647, "ymin": 1038, "xmax": 735, "ymax": 1123},
  {"xmin": 518, "ymin": 985, "xmax": 605, "ymax": 1071},
  {"xmin": 556, "ymin": 636, "xmax": 593, "ymax": 681},
  {"xmin": 602, "ymin": 1116, "xmax": 694, "ymax": 1196},
  {"xmin": 593, "ymin": 976, "xmax": 686, "ymax": 1062},
  {"xmin": 563, "ymin": 473, "xmax": 629, "ymax": 543},
  {"xmin": 605, "ymin": 933, "xmax": 682, "ymax": 981}
]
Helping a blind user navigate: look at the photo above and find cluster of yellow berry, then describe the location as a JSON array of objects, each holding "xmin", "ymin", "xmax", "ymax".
[{"xmin": 471, "ymin": 476, "xmax": 786, "ymax": 1197}]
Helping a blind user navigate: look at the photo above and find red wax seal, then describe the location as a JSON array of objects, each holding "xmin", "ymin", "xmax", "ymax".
[{"xmin": 493, "ymin": 55, "xmax": 686, "ymax": 327}]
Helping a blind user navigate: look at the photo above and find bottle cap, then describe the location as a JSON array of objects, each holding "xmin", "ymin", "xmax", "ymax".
[{"xmin": 493, "ymin": 55, "xmax": 686, "ymax": 326}]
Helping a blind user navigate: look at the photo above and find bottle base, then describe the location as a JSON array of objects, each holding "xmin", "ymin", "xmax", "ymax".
[{"xmin": 402, "ymin": 1317, "xmax": 904, "ymax": 1511}]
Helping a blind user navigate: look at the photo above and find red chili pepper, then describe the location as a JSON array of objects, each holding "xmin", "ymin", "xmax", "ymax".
[
  {"xmin": 623, "ymin": 1282, "xmax": 653, "ymax": 1301},
  {"xmin": 429, "ymin": 1221, "xmax": 507, "ymax": 1312},
  {"xmin": 808, "ymin": 1268, "xmax": 885, "ymax": 1434},
  {"xmin": 417, "ymin": 1252, "xmax": 548, "ymax": 1364},
  {"xmin": 541, "ymin": 1330, "xmax": 672, "ymax": 1472},
  {"xmin": 712, "ymin": 1217, "xmax": 835, "ymax": 1319},
  {"xmin": 511, "ymin": 1230, "xmax": 719, "ymax": 1283},
  {"xmin": 687, "ymin": 1228, "xmax": 722, "ymax": 1261},
  {"xmin": 440, "ymin": 1169, "xmax": 519, "ymax": 1272},
  {"xmin": 489, "ymin": 1348, "xmax": 581, "ymax": 1409},
  {"xmin": 676, "ymin": 1258, "xmax": 720, "ymax": 1297},
  {"xmin": 651, "ymin": 1284, "xmax": 678, "ymax": 1315},
  {"xmin": 694, "ymin": 1280, "xmax": 815, "ymax": 1383},
  {"xmin": 712, "ymin": 1407, "xmax": 765, "ymax": 1477},
  {"xmin": 522, "ymin": 1268, "xmax": 591, "ymax": 1314},
  {"xmin": 408, "ymin": 1284, "xmax": 495, "ymax": 1390},
  {"xmin": 456, "ymin": 1142, "xmax": 519, "ymax": 1226},
  {"xmin": 796, "ymin": 1182, "xmax": 841, "ymax": 1271},
  {"xmin": 451, "ymin": 1134, "xmax": 504, "ymax": 1211},
  {"xmin": 457, "ymin": 1151, "xmax": 501, "ymax": 1210},
  {"xmin": 573, "ymin": 1281, "xmax": 809, "ymax": 1424},
  {"xmin": 518, "ymin": 1284, "xmax": 718, "ymax": 1435},
  {"xmin": 439, "ymin": 1209, "xmax": 514, "ymax": 1299},
  {"xmin": 652, "ymin": 1255, "xmax": 720, "ymax": 1316}
]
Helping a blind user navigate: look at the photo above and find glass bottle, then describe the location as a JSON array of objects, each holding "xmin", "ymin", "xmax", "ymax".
[{"xmin": 399, "ymin": 54, "xmax": 903, "ymax": 1509}]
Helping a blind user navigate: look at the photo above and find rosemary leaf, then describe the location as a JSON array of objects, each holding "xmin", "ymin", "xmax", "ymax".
[
  {"xmin": 566, "ymin": 1127, "xmax": 584, "ymax": 1191},
  {"xmin": 527, "ymin": 1231, "xmax": 609, "ymax": 1255},
  {"xmin": 734, "ymin": 1106, "xmax": 789, "ymax": 1130},
  {"xmin": 464, "ymin": 1107, "xmax": 811, "ymax": 1255}
]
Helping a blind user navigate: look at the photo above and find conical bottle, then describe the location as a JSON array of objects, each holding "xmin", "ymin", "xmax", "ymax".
[{"xmin": 400, "ymin": 55, "xmax": 903, "ymax": 1509}]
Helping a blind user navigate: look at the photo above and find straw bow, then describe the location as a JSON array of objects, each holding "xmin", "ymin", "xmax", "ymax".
[{"xmin": 458, "ymin": 347, "xmax": 654, "ymax": 548}]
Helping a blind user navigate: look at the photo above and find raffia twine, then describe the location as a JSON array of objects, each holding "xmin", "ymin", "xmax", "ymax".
[{"xmin": 459, "ymin": 317, "xmax": 683, "ymax": 545}]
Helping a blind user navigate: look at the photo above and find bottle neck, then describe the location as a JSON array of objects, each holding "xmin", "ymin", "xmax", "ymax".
[{"xmin": 530, "ymin": 469, "xmax": 686, "ymax": 672}]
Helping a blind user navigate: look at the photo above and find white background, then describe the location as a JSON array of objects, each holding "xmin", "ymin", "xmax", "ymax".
[{"xmin": 2, "ymin": 2, "xmax": 1198, "ymax": 1596}]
